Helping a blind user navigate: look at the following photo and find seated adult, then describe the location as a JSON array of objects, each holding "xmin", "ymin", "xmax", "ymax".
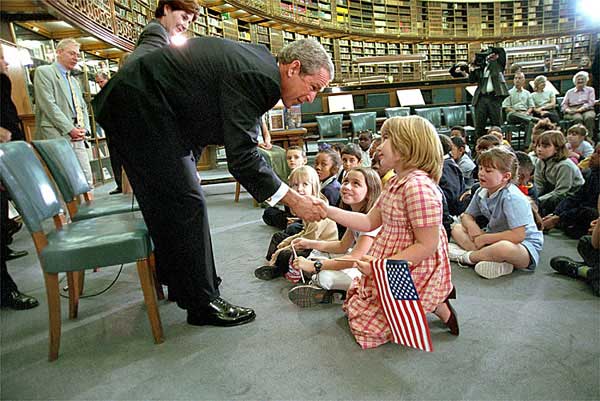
[
  {"xmin": 561, "ymin": 71, "xmax": 596, "ymax": 136},
  {"xmin": 502, "ymin": 71, "xmax": 537, "ymax": 141},
  {"xmin": 531, "ymin": 75, "xmax": 560, "ymax": 123}
]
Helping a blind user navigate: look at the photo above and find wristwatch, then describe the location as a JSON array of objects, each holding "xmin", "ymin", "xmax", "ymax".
[{"xmin": 313, "ymin": 260, "xmax": 323, "ymax": 274}]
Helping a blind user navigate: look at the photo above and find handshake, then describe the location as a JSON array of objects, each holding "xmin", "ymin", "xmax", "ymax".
[{"xmin": 286, "ymin": 192, "xmax": 329, "ymax": 223}]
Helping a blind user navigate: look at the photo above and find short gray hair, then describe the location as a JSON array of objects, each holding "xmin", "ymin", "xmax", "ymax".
[
  {"xmin": 56, "ymin": 38, "xmax": 80, "ymax": 52},
  {"xmin": 95, "ymin": 71, "xmax": 109, "ymax": 80},
  {"xmin": 278, "ymin": 39, "xmax": 334, "ymax": 81},
  {"xmin": 573, "ymin": 70, "xmax": 589, "ymax": 85},
  {"xmin": 533, "ymin": 75, "xmax": 547, "ymax": 89}
]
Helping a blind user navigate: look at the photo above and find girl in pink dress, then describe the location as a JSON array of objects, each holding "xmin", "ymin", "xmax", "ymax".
[{"xmin": 324, "ymin": 116, "xmax": 457, "ymax": 349}]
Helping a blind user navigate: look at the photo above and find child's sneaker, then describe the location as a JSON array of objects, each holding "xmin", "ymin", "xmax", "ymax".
[
  {"xmin": 455, "ymin": 251, "xmax": 474, "ymax": 268},
  {"xmin": 288, "ymin": 284, "xmax": 333, "ymax": 307},
  {"xmin": 254, "ymin": 265, "xmax": 279, "ymax": 280},
  {"xmin": 474, "ymin": 261, "xmax": 514, "ymax": 279},
  {"xmin": 448, "ymin": 243, "xmax": 468, "ymax": 262}
]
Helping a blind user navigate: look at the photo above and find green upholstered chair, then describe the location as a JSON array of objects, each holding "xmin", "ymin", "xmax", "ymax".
[
  {"xmin": 0, "ymin": 141, "xmax": 163, "ymax": 361},
  {"xmin": 349, "ymin": 112, "xmax": 377, "ymax": 140},
  {"xmin": 32, "ymin": 138, "xmax": 140, "ymax": 222},
  {"xmin": 384, "ymin": 107, "xmax": 410, "ymax": 118},
  {"xmin": 316, "ymin": 114, "xmax": 348, "ymax": 146},
  {"xmin": 414, "ymin": 107, "xmax": 443, "ymax": 129},
  {"xmin": 442, "ymin": 105, "xmax": 467, "ymax": 128}
]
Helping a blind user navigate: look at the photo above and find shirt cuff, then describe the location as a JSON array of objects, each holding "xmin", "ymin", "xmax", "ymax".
[{"xmin": 265, "ymin": 183, "xmax": 289, "ymax": 207}]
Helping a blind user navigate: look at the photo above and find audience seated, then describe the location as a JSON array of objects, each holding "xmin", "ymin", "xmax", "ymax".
[
  {"xmin": 528, "ymin": 118, "xmax": 557, "ymax": 164},
  {"xmin": 439, "ymin": 135, "xmax": 467, "ymax": 216},
  {"xmin": 534, "ymin": 130, "xmax": 585, "ymax": 216},
  {"xmin": 542, "ymin": 144, "xmax": 600, "ymax": 239},
  {"xmin": 338, "ymin": 143, "xmax": 362, "ymax": 183},
  {"xmin": 450, "ymin": 126, "xmax": 472, "ymax": 155},
  {"xmin": 315, "ymin": 148, "xmax": 342, "ymax": 208},
  {"xmin": 356, "ymin": 130, "xmax": 373, "ymax": 167},
  {"xmin": 561, "ymin": 71, "xmax": 596, "ymax": 136},
  {"xmin": 531, "ymin": 75, "xmax": 560, "ymax": 123},
  {"xmin": 550, "ymin": 195, "xmax": 600, "ymax": 297},
  {"xmin": 450, "ymin": 136, "xmax": 476, "ymax": 189},
  {"xmin": 502, "ymin": 72, "xmax": 538, "ymax": 143},
  {"xmin": 566, "ymin": 124, "xmax": 594, "ymax": 165}
]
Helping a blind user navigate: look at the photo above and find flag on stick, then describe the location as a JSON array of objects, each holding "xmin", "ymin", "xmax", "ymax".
[{"xmin": 371, "ymin": 259, "xmax": 433, "ymax": 352}]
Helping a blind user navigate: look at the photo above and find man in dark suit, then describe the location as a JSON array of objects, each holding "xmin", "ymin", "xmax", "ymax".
[
  {"xmin": 93, "ymin": 37, "xmax": 333, "ymax": 327},
  {"xmin": 468, "ymin": 47, "xmax": 509, "ymax": 139}
]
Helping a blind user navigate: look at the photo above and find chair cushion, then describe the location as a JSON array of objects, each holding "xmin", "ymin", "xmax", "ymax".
[
  {"xmin": 40, "ymin": 213, "xmax": 151, "ymax": 273},
  {"xmin": 72, "ymin": 195, "xmax": 140, "ymax": 221}
]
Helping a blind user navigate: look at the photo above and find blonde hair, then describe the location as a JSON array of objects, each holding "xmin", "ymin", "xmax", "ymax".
[
  {"xmin": 288, "ymin": 165, "xmax": 326, "ymax": 202},
  {"xmin": 381, "ymin": 116, "xmax": 443, "ymax": 182}
]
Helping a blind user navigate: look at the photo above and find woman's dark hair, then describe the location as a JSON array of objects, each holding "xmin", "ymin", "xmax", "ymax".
[{"xmin": 155, "ymin": 0, "xmax": 200, "ymax": 21}]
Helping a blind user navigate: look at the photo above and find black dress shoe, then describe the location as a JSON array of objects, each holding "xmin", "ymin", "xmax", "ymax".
[
  {"xmin": 444, "ymin": 300, "xmax": 459, "ymax": 336},
  {"xmin": 187, "ymin": 297, "xmax": 256, "ymax": 327},
  {"xmin": 7, "ymin": 218, "xmax": 23, "ymax": 238},
  {"xmin": 550, "ymin": 256, "xmax": 583, "ymax": 278},
  {"xmin": 5, "ymin": 248, "xmax": 28, "ymax": 261},
  {"xmin": 1, "ymin": 290, "xmax": 39, "ymax": 310},
  {"xmin": 109, "ymin": 188, "xmax": 122, "ymax": 195}
]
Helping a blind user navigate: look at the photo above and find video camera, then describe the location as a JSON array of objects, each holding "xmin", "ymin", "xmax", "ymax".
[{"xmin": 473, "ymin": 48, "xmax": 493, "ymax": 68}]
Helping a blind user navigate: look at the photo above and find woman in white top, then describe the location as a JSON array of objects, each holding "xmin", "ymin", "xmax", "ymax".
[{"xmin": 531, "ymin": 75, "xmax": 560, "ymax": 123}]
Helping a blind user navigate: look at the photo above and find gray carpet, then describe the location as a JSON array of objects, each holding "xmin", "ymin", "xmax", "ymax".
[{"xmin": 1, "ymin": 189, "xmax": 599, "ymax": 400}]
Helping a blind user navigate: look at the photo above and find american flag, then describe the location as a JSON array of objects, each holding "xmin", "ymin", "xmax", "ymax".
[{"xmin": 371, "ymin": 259, "xmax": 433, "ymax": 352}]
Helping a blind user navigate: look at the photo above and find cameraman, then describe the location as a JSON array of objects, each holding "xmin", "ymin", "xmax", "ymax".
[{"xmin": 467, "ymin": 47, "xmax": 509, "ymax": 139}]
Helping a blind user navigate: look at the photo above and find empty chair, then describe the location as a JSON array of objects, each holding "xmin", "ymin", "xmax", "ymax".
[
  {"xmin": 384, "ymin": 107, "xmax": 410, "ymax": 118},
  {"xmin": 316, "ymin": 114, "xmax": 348, "ymax": 146},
  {"xmin": 349, "ymin": 112, "xmax": 377, "ymax": 140},
  {"xmin": 442, "ymin": 105, "xmax": 467, "ymax": 128},
  {"xmin": 32, "ymin": 138, "xmax": 139, "ymax": 221},
  {"xmin": 0, "ymin": 141, "xmax": 163, "ymax": 361},
  {"xmin": 414, "ymin": 107, "xmax": 443, "ymax": 129}
]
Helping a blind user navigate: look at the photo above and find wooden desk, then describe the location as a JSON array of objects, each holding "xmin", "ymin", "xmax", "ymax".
[{"xmin": 270, "ymin": 128, "xmax": 307, "ymax": 149}]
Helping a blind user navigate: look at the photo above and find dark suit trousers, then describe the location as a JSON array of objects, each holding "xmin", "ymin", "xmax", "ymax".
[
  {"xmin": 1, "ymin": 189, "xmax": 18, "ymax": 301},
  {"xmin": 474, "ymin": 95, "xmax": 504, "ymax": 139},
  {"xmin": 105, "ymin": 88, "xmax": 220, "ymax": 310},
  {"xmin": 107, "ymin": 140, "xmax": 123, "ymax": 190}
]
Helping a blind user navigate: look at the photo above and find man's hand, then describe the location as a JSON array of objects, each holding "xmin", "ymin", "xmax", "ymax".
[
  {"xmin": 69, "ymin": 127, "xmax": 86, "ymax": 141},
  {"xmin": 258, "ymin": 141, "xmax": 272, "ymax": 150},
  {"xmin": 290, "ymin": 195, "xmax": 327, "ymax": 222}
]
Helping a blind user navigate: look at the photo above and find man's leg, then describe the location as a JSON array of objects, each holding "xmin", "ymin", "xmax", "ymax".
[
  {"xmin": 107, "ymin": 139, "xmax": 123, "ymax": 193},
  {"xmin": 488, "ymin": 97, "xmax": 504, "ymax": 127},
  {"xmin": 71, "ymin": 140, "xmax": 94, "ymax": 187},
  {"xmin": 474, "ymin": 99, "xmax": 489, "ymax": 139}
]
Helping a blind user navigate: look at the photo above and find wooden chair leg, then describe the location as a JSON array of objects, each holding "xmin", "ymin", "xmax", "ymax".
[
  {"xmin": 44, "ymin": 272, "xmax": 61, "ymax": 361},
  {"xmin": 234, "ymin": 181, "xmax": 241, "ymax": 202},
  {"xmin": 149, "ymin": 253, "xmax": 164, "ymax": 300},
  {"xmin": 136, "ymin": 258, "xmax": 164, "ymax": 344},
  {"xmin": 78, "ymin": 270, "xmax": 85, "ymax": 296},
  {"xmin": 66, "ymin": 272, "xmax": 80, "ymax": 319}
]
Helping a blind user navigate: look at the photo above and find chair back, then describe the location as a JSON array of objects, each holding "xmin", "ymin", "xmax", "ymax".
[
  {"xmin": 442, "ymin": 105, "xmax": 467, "ymax": 128},
  {"xmin": 0, "ymin": 141, "xmax": 62, "ymax": 232},
  {"xmin": 384, "ymin": 107, "xmax": 410, "ymax": 118},
  {"xmin": 32, "ymin": 138, "xmax": 91, "ymax": 202},
  {"xmin": 316, "ymin": 114, "xmax": 343, "ymax": 138},
  {"xmin": 349, "ymin": 112, "xmax": 377, "ymax": 134},
  {"xmin": 414, "ymin": 107, "xmax": 442, "ymax": 128}
]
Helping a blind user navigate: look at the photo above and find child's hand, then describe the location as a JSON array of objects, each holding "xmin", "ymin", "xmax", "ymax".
[
  {"xmin": 466, "ymin": 225, "xmax": 484, "ymax": 239},
  {"xmin": 291, "ymin": 238, "xmax": 310, "ymax": 250},
  {"xmin": 473, "ymin": 234, "xmax": 488, "ymax": 249},
  {"xmin": 292, "ymin": 256, "xmax": 313, "ymax": 273},
  {"xmin": 355, "ymin": 255, "xmax": 375, "ymax": 277}
]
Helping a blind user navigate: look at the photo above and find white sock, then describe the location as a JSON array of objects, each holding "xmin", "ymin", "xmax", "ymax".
[{"xmin": 463, "ymin": 251, "xmax": 473, "ymax": 265}]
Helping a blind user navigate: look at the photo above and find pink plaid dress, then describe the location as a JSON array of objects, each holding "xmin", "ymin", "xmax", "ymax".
[{"xmin": 343, "ymin": 170, "xmax": 453, "ymax": 349}]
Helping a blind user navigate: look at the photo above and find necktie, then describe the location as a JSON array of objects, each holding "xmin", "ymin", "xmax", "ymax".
[{"xmin": 67, "ymin": 72, "xmax": 85, "ymax": 128}]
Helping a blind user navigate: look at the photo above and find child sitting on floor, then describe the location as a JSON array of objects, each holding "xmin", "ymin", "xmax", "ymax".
[
  {"xmin": 321, "ymin": 116, "xmax": 458, "ymax": 349},
  {"xmin": 449, "ymin": 147, "xmax": 544, "ymax": 279},
  {"xmin": 337, "ymin": 143, "xmax": 363, "ymax": 183},
  {"xmin": 288, "ymin": 167, "xmax": 382, "ymax": 307},
  {"xmin": 566, "ymin": 124, "xmax": 594, "ymax": 165},
  {"xmin": 255, "ymin": 166, "xmax": 338, "ymax": 281},
  {"xmin": 262, "ymin": 146, "xmax": 307, "ymax": 230},
  {"xmin": 315, "ymin": 148, "xmax": 342, "ymax": 208},
  {"xmin": 535, "ymin": 130, "xmax": 585, "ymax": 216},
  {"xmin": 357, "ymin": 130, "xmax": 373, "ymax": 167}
]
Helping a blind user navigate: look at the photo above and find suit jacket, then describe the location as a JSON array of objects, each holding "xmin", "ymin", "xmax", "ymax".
[
  {"xmin": 33, "ymin": 63, "xmax": 90, "ymax": 139},
  {"xmin": 126, "ymin": 19, "xmax": 169, "ymax": 65},
  {"xmin": 469, "ymin": 47, "xmax": 509, "ymax": 106},
  {"xmin": 93, "ymin": 37, "xmax": 283, "ymax": 203},
  {"xmin": 0, "ymin": 74, "xmax": 24, "ymax": 140}
]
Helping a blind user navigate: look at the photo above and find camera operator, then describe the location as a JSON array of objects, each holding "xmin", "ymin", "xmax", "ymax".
[{"xmin": 466, "ymin": 47, "xmax": 509, "ymax": 139}]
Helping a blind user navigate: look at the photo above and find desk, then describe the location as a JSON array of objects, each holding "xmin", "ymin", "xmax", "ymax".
[{"xmin": 270, "ymin": 128, "xmax": 307, "ymax": 149}]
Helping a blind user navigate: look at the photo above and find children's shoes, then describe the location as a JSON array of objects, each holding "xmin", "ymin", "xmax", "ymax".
[{"xmin": 474, "ymin": 261, "xmax": 514, "ymax": 279}]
